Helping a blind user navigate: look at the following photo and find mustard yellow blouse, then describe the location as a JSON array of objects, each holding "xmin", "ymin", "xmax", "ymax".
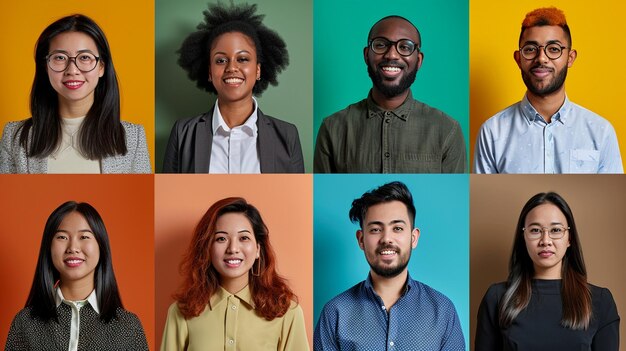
[{"xmin": 160, "ymin": 285, "xmax": 309, "ymax": 351}]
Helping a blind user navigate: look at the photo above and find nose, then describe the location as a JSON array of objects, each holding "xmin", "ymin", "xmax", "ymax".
[
  {"xmin": 226, "ymin": 239, "xmax": 240, "ymax": 253},
  {"xmin": 383, "ymin": 44, "xmax": 401, "ymax": 60},
  {"xmin": 64, "ymin": 58, "xmax": 81, "ymax": 74},
  {"xmin": 536, "ymin": 47, "xmax": 549, "ymax": 63},
  {"xmin": 65, "ymin": 237, "xmax": 80, "ymax": 253},
  {"xmin": 538, "ymin": 230, "xmax": 552, "ymax": 246},
  {"xmin": 225, "ymin": 59, "xmax": 238, "ymax": 73},
  {"xmin": 379, "ymin": 228, "xmax": 393, "ymax": 244}
]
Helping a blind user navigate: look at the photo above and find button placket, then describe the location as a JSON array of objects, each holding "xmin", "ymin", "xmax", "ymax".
[{"xmin": 382, "ymin": 111, "xmax": 391, "ymax": 173}]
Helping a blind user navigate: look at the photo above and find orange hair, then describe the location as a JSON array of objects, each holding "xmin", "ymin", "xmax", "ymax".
[
  {"xmin": 174, "ymin": 197, "xmax": 296, "ymax": 320},
  {"xmin": 519, "ymin": 7, "xmax": 571, "ymax": 46}
]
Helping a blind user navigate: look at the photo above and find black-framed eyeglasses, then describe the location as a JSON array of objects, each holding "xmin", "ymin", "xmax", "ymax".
[
  {"xmin": 46, "ymin": 52, "xmax": 100, "ymax": 72},
  {"xmin": 368, "ymin": 37, "xmax": 419, "ymax": 57},
  {"xmin": 522, "ymin": 225, "xmax": 570, "ymax": 240},
  {"xmin": 519, "ymin": 43, "xmax": 569, "ymax": 60}
]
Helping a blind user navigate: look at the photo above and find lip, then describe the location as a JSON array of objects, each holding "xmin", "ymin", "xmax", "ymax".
[
  {"xmin": 223, "ymin": 77, "xmax": 244, "ymax": 86},
  {"xmin": 223, "ymin": 257, "xmax": 243, "ymax": 268},
  {"xmin": 63, "ymin": 80, "xmax": 85, "ymax": 90},
  {"xmin": 64, "ymin": 257, "xmax": 85, "ymax": 268},
  {"xmin": 538, "ymin": 250, "xmax": 555, "ymax": 258},
  {"xmin": 530, "ymin": 66, "xmax": 553, "ymax": 78},
  {"xmin": 379, "ymin": 65, "xmax": 403, "ymax": 78}
]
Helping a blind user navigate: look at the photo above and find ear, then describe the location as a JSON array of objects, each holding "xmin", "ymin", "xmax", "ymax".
[
  {"xmin": 356, "ymin": 230, "xmax": 365, "ymax": 250},
  {"xmin": 256, "ymin": 63, "xmax": 261, "ymax": 80},
  {"xmin": 363, "ymin": 46, "xmax": 369, "ymax": 65},
  {"xmin": 514, "ymin": 50, "xmax": 522, "ymax": 69},
  {"xmin": 567, "ymin": 49, "xmax": 577, "ymax": 68},
  {"xmin": 98, "ymin": 61, "xmax": 105, "ymax": 78},
  {"xmin": 411, "ymin": 228, "xmax": 420, "ymax": 249},
  {"xmin": 256, "ymin": 243, "xmax": 260, "ymax": 259},
  {"xmin": 416, "ymin": 52, "xmax": 424, "ymax": 71}
]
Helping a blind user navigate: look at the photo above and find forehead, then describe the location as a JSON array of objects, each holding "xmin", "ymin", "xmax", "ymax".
[
  {"xmin": 215, "ymin": 212, "xmax": 253, "ymax": 229},
  {"xmin": 364, "ymin": 200, "xmax": 411, "ymax": 223},
  {"xmin": 370, "ymin": 18, "xmax": 419, "ymax": 43},
  {"xmin": 211, "ymin": 31, "xmax": 257, "ymax": 52},
  {"xmin": 58, "ymin": 211, "xmax": 91, "ymax": 229},
  {"xmin": 525, "ymin": 203, "xmax": 567, "ymax": 224},
  {"xmin": 49, "ymin": 31, "xmax": 99, "ymax": 53},
  {"xmin": 520, "ymin": 25, "xmax": 569, "ymax": 45}
]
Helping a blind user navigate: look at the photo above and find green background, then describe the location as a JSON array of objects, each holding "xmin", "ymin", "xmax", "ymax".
[
  {"xmin": 313, "ymin": 0, "xmax": 470, "ymax": 166},
  {"xmin": 155, "ymin": 0, "xmax": 313, "ymax": 172}
]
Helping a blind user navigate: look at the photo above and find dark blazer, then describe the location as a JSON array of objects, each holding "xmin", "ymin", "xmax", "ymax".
[{"xmin": 162, "ymin": 107, "xmax": 304, "ymax": 173}]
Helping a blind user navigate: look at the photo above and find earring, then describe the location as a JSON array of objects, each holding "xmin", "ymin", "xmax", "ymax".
[
  {"xmin": 256, "ymin": 77, "xmax": 261, "ymax": 81},
  {"xmin": 252, "ymin": 256, "xmax": 262, "ymax": 276}
]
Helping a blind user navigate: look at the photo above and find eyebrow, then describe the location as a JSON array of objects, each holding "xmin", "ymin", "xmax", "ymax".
[
  {"xmin": 522, "ymin": 39, "xmax": 564, "ymax": 46},
  {"xmin": 214, "ymin": 229, "xmax": 252, "ymax": 235},
  {"xmin": 526, "ymin": 221, "xmax": 565, "ymax": 226},
  {"xmin": 213, "ymin": 50, "xmax": 251, "ymax": 57},
  {"xmin": 48, "ymin": 49, "xmax": 98, "ymax": 55},
  {"xmin": 55, "ymin": 229, "xmax": 94, "ymax": 234},
  {"xmin": 366, "ymin": 219, "xmax": 407, "ymax": 226}
]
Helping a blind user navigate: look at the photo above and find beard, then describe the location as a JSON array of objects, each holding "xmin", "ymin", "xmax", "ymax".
[
  {"xmin": 366, "ymin": 244, "xmax": 411, "ymax": 278},
  {"xmin": 367, "ymin": 60, "xmax": 418, "ymax": 98},
  {"xmin": 522, "ymin": 64, "xmax": 568, "ymax": 96}
]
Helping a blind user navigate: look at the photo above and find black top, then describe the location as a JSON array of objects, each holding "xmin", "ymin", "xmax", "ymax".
[
  {"xmin": 475, "ymin": 280, "xmax": 620, "ymax": 351},
  {"xmin": 5, "ymin": 304, "xmax": 148, "ymax": 351}
]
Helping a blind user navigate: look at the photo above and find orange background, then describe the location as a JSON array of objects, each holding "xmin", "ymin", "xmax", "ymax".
[
  {"xmin": 0, "ymin": 1, "xmax": 155, "ymax": 170},
  {"xmin": 0, "ymin": 175, "xmax": 155, "ymax": 349},
  {"xmin": 155, "ymin": 174, "xmax": 314, "ymax": 349}
]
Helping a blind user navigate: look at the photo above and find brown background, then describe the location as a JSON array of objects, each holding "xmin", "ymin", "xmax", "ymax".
[{"xmin": 470, "ymin": 175, "xmax": 626, "ymax": 349}]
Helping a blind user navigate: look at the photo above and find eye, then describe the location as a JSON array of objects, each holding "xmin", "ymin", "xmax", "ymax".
[
  {"xmin": 237, "ymin": 56, "xmax": 250, "ymax": 63},
  {"xmin": 522, "ymin": 46, "xmax": 537, "ymax": 54},
  {"xmin": 54, "ymin": 234, "xmax": 68, "ymax": 240},
  {"xmin": 369, "ymin": 227, "xmax": 382, "ymax": 233},
  {"xmin": 214, "ymin": 57, "xmax": 228, "ymax": 65},
  {"xmin": 78, "ymin": 54, "xmax": 94, "ymax": 62},
  {"xmin": 52, "ymin": 54, "xmax": 68, "ymax": 62},
  {"xmin": 240, "ymin": 235, "xmax": 251, "ymax": 241},
  {"xmin": 547, "ymin": 45, "xmax": 562, "ymax": 53},
  {"xmin": 393, "ymin": 226, "xmax": 404, "ymax": 232},
  {"xmin": 550, "ymin": 227, "xmax": 564, "ymax": 234},
  {"xmin": 214, "ymin": 236, "xmax": 227, "ymax": 243},
  {"xmin": 528, "ymin": 227, "xmax": 541, "ymax": 234}
]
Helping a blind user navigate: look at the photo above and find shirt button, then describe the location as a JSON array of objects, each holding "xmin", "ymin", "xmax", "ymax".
[
  {"xmin": 229, "ymin": 339, "xmax": 234, "ymax": 344},
  {"xmin": 384, "ymin": 152, "xmax": 390, "ymax": 158},
  {"xmin": 385, "ymin": 111, "xmax": 390, "ymax": 116},
  {"xmin": 385, "ymin": 118, "xmax": 390, "ymax": 123},
  {"xmin": 390, "ymin": 341, "xmax": 395, "ymax": 346},
  {"xmin": 231, "ymin": 305, "xmax": 237, "ymax": 309}
]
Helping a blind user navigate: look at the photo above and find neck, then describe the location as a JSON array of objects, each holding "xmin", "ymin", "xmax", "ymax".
[
  {"xmin": 220, "ymin": 275, "xmax": 249, "ymax": 295},
  {"xmin": 371, "ymin": 88, "xmax": 409, "ymax": 111},
  {"xmin": 526, "ymin": 88, "xmax": 566, "ymax": 123},
  {"xmin": 60, "ymin": 279, "xmax": 94, "ymax": 301},
  {"xmin": 370, "ymin": 269, "xmax": 408, "ymax": 310},
  {"xmin": 59, "ymin": 95, "xmax": 93, "ymax": 119},
  {"xmin": 219, "ymin": 98, "xmax": 255, "ymax": 129},
  {"xmin": 534, "ymin": 262, "xmax": 563, "ymax": 280}
]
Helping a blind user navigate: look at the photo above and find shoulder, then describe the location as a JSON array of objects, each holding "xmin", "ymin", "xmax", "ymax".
[
  {"xmin": 588, "ymin": 283, "xmax": 617, "ymax": 304},
  {"xmin": 258, "ymin": 110, "xmax": 298, "ymax": 132},
  {"xmin": 411, "ymin": 99, "xmax": 460, "ymax": 128},
  {"xmin": 568, "ymin": 102, "xmax": 615, "ymax": 127},
  {"xmin": 320, "ymin": 281, "xmax": 364, "ymax": 312},
  {"xmin": 172, "ymin": 112, "xmax": 211, "ymax": 130},
  {"xmin": 113, "ymin": 308, "xmax": 143, "ymax": 325},
  {"xmin": 480, "ymin": 282, "xmax": 507, "ymax": 303},
  {"xmin": 479, "ymin": 102, "xmax": 522, "ymax": 132},
  {"xmin": 408, "ymin": 279, "xmax": 460, "ymax": 310},
  {"xmin": 9, "ymin": 307, "xmax": 35, "ymax": 324},
  {"xmin": 2, "ymin": 119, "xmax": 28, "ymax": 141},
  {"xmin": 321, "ymin": 99, "xmax": 368, "ymax": 127},
  {"xmin": 121, "ymin": 120, "xmax": 145, "ymax": 133}
]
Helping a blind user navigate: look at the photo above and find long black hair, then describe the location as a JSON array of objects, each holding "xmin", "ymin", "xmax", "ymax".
[
  {"xmin": 18, "ymin": 14, "xmax": 127, "ymax": 159},
  {"xmin": 26, "ymin": 201, "xmax": 123, "ymax": 322},
  {"xmin": 500, "ymin": 192, "xmax": 591, "ymax": 330}
]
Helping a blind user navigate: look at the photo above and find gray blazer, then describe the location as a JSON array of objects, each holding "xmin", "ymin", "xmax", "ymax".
[
  {"xmin": 0, "ymin": 120, "xmax": 151, "ymax": 174},
  {"xmin": 162, "ymin": 107, "xmax": 304, "ymax": 173}
]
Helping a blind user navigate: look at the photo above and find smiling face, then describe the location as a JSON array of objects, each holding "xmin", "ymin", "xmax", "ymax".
[
  {"xmin": 365, "ymin": 17, "xmax": 423, "ymax": 99},
  {"xmin": 357, "ymin": 200, "xmax": 419, "ymax": 279},
  {"xmin": 515, "ymin": 25, "xmax": 576, "ymax": 98},
  {"xmin": 50, "ymin": 211, "xmax": 100, "ymax": 289},
  {"xmin": 47, "ymin": 31, "xmax": 104, "ymax": 115},
  {"xmin": 523, "ymin": 203, "xmax": 571, "ymax": 279},
  {"xmin": 210, "ymin": 212, "xmax": 261, "ymax": 293},
  {"xmin": 209, "ymin": 32, "xmax": 261, "ymax": 105}
]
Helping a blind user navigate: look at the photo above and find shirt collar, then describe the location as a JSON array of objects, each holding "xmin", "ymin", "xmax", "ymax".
[
  {"xmin": 521, "ymin": 93, "xmax": 571, "ymax": 125},
  {"xmin": 366, "ymin": 90, "xmax": 414, "ymax": 121},
  {"xmin": 210, "ymin": 284, "xmax": 255, "ymax": 310},
  {"xmin": 55, "ymin": 287, "xmax": 100, "ymax": 314},
  {"xmin": 364, "ymin": 272, "xmax": 414, "ymax": 297},
  {"xmin": 212, "ymin": 97, "xmax": 259, "ymax": 136}
]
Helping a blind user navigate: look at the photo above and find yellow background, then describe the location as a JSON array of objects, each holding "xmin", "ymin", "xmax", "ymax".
[
  {"xmin": 470, "ymin": 0, "xmax": 626, "ymax": 167},
  {"xmin": 0, "ymin": 1, "xmax": 155, "ymax": 170}
]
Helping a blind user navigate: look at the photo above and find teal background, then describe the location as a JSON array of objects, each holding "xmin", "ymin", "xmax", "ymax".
[
  {"xmin": 155, "ymin": 0, "xmax": 313, "ymax": 172},
  {"xmin": 314, "ymin": 174, "xmax": 470, "ymax": 347},
  {"xmin": 313, "ymin": 0, "xmax": 470, "ymax": 166}
]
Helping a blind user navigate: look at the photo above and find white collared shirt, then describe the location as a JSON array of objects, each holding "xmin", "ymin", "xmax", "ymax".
[
  {"xmin": 209, "ymin": 98, "xmax": 261, "ymax": 174},
  {"xmin": 55, "ymin": 287, "xmax": 100, "ymax": 351}
]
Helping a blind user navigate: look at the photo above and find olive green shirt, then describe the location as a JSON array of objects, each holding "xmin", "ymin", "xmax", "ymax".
[
  {"xmin": 314, "ymin": 91, "xmax": 466, "ymax": 173},
  {"xmin": 160, "ymin": 285, "xmax": 309, "ymax": 351}
]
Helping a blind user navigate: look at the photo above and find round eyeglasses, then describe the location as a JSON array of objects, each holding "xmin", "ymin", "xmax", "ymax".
[
  {"xmin": 46, "ymin": 52, "xmax": 100, "ymax": 72},
  {"xmin": 519, "ymin": 43, "xmax": 569, "ymax": 60},
  {"xmin": 522, "ymin": 225, "xmax": 569, "ymax": 240},
  {"xmin": 368, "ymin": 37, "xmax": 419, "ymax": 57}
]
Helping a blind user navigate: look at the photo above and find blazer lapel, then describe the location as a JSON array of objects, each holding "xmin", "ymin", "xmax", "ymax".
[
  {"xmin": 257, "ymin": 110, "xmax": 275, "ymax": 173},
  {"xmin": 194, "ymin": 112, "xmax": 212, "ymax": 173}
]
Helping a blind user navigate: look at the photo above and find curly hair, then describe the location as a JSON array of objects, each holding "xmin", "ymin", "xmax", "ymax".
[
  {"xmin": 177, "ymin": 2, "xmax": 289, "ymax": 96},
  {"xmin": 174, "ymin": 197, "xmax": 297, "ymax": 320},
  {"xmin": 519, "ymin": 7, "xmax": 571, "ymax": 46}
]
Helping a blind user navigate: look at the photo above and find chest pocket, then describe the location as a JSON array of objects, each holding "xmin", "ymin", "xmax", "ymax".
[{"xmin": 569, "ymin": 149, "xmax": 600, "ymax": 173}]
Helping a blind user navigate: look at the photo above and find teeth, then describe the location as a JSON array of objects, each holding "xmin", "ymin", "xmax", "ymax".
[
  {"xmin": 224, "ymin": 78, "xmax": 243, "ymax": 84},
  {"xmin": 227, "ymin": 259, "xmax": 242, "ymax": 264},
  {"xmin": 66, "ymin": 260, "xmax": 83, "ymax": 264},
  {"xmin": 380, "ymin": 250, "xmax": 396, "ymax": 255},
  {"xmin": 382, "ymin": 67, "xmax": 401, "ymax": 72},
  {"xmin": 64, "ymin": 82, "xmax": 82, "ymax": 86}
]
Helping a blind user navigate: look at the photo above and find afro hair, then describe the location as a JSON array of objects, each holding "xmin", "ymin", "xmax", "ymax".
[
  {"xmin": 519, "ymin": 7, "xmax": 571, "ymax": 46},
  {"xmin": 177, "ymin": 2, "xmax": 289, "ymax": 96}
]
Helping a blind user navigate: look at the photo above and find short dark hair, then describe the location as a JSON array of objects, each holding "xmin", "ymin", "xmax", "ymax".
[
  {"xmin": 26, "ymin": 201, "xmax": 124, "ymax": 323},
  {"xmin": 19, "ymin": 14, "xmax": 127, "ymax": 159},
  {"xmin": 177, "ymin": 2, "xmax": 289, "ymax": 97},
  {"xmin": 367, "ymin": 15, "xmax": 422, "ymax": 48},
  {"xmin": 349, "ymin": 181, "xmax": 416, "ymax": 229},
  {"xmin": 519, "ymin": 7, "xmax": 572, "ymax": 47}
]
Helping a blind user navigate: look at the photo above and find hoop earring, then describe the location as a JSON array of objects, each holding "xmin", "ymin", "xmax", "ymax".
[{"xmin": 252, "ymin": 256, "xmax": 262, "ymax": 277}]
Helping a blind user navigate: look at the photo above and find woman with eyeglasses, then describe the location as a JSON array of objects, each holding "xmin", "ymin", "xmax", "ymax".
[
  {"xmin": 162, "ymin": 2, "xmax": 304, "ymax": 173},
  {"xmin": 0, "ymin": 14, "xmax": 151, "ymax": 173},
  {"xmin": 5, "ymin": 201, "xmax": 148, "ymax": 350},
  {"xmin": 160, "ymin": 197, "xmax": 309, "ymax": 350},
  {"xmin": 475, "ymin": 192, "xmax": 620, "ymax": 351}
]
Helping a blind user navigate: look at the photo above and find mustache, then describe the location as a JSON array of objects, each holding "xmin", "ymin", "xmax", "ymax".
[
  {"xmin": 377, "ymin": 244, "xmax": 401, "ymax": 252},
  {"xmin": 530, "ymin": 64, "xmax": 554, "ymax": 72},
  {"xmin": 378, "ymin": 60, "xmax": 407, "ymax": 69}
]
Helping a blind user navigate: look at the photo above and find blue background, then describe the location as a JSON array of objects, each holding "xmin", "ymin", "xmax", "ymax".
[{"xmin": 313, "ymin": 174, "xmax": 470, "ymax": 347}]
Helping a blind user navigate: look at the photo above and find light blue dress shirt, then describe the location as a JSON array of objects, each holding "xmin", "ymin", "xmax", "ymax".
[
  {"xmin": 314, "ymin": 273, "xmax": 465, "ymax": 351},
  {"xmin": 474, "ymin": 95, "xmax": 623, "ymax": 174}
]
